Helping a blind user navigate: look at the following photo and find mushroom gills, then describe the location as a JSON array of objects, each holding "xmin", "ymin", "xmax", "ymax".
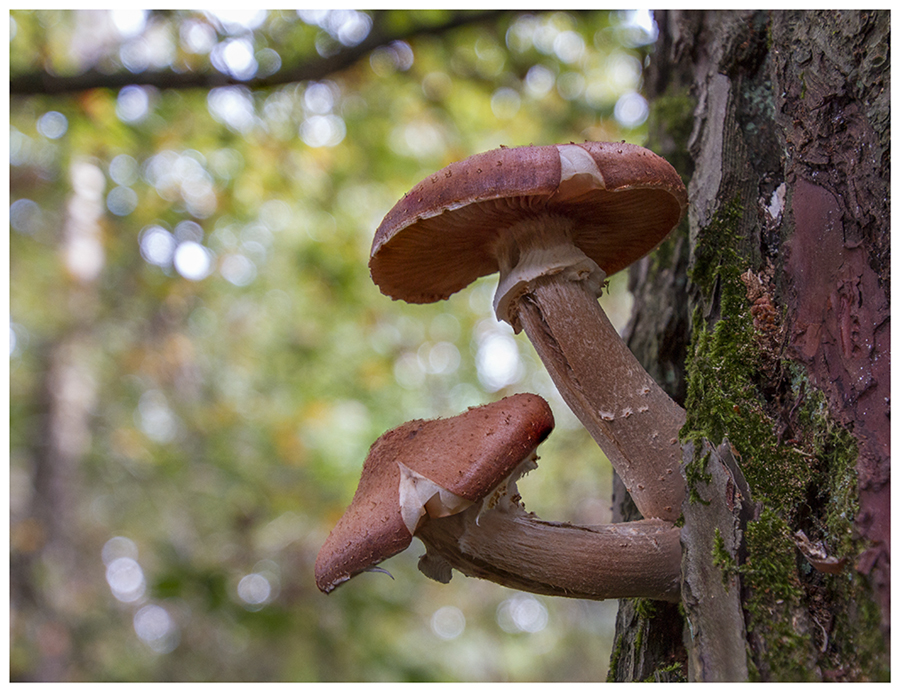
[
  {"xmin": 474, "ymin": 451, "xmax": 538, "ymax": 522},
  {"xmin": 415, "ymin": 452, "xmax": 539, "ymax": 583}
]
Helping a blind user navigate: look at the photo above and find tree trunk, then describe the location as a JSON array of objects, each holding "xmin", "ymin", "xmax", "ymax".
[
  {"xmin": 10, "ymin": 160, "xmax": 106, "ymax": 681},
  {"xmin": 609, "ymin": 10, "xmax": 889, "ymax": 682}
]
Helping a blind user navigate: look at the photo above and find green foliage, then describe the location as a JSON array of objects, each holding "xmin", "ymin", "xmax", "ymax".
[{"xmin": 9, "ymin": 9, "xmax": 657, "ymax": 682}]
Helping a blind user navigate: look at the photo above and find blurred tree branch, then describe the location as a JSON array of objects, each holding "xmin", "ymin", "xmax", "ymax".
[{"xmin": 10, "ymin": 9, "xmax": 512, "ymax": 97}]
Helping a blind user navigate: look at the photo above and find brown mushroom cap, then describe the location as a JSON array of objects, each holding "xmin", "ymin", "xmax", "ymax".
[
  {"xmin": 315, "ymin": 393, "xmax": 554, "ymax": 593},
  {"xmin": 370, "ymin": 141, "xmax": 687, "ymax": 304}
]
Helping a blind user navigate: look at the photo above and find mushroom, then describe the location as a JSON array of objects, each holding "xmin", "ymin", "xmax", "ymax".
[
  {"xmin": 315, "ymin": 393, "xmax": 682, "ymax": 602},
  {"xmin": 369, "ymin": 142, "xmax": 687, "ymax": 522},
  {"xmin": 315, "ymin": 393, "xmax": 553, "ymax": 594}
]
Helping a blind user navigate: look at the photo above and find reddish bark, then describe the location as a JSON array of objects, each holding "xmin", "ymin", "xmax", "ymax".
[{"xmin": 785, "ymin": 178, "xmax": 890, "ymax": 630}]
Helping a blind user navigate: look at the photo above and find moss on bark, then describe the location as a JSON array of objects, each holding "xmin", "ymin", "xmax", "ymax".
[{"xmin": 681, "ymin": 196, "xmax": 887, "ymax": 680}]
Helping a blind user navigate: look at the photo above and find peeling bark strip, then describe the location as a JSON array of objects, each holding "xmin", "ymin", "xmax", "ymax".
[{"xmin": 680, "ymin": 440, "xmax": 755, "ymax": 682}]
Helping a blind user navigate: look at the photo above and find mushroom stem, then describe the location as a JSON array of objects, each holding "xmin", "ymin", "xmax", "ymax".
[
  {"xmin": 315, "ymin": 392, "xmax": 686, "ymax": 600},
  {"xmin": 416, "ymin": 506, "xmax": 682, "ymax": 602},
  {"xmin": 495, "ymin": 218, "xmax": 686, "ymax": 522}
]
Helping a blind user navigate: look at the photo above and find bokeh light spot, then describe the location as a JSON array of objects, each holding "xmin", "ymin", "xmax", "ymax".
[
  {"xmin": 106, "ymin": 557, "xmax": 146, "ymax": 603},
  {"xmin": 106, "ymin": 186, "xmax": 138, "ymax": 216},
  {"xmin": 134, "ymin": 604, "xmax": 179, "ymax": 654},
  {"xmin": 174, "ymin": 241, "xmax": 214, "ymax": 281},
  {"xmin": 431, "ymin": 606, "xmax": 466, "ymax": 640},
  {"xmin": 614, "ymin": 91, "xmax": 649, "ymax": 128},
  {"xmin": 300, "ymin": 115, "xmax": 346, "ymax": 148},
  {"xmin": 475, "ymin": 324, "xmax": 522, "ymax": 392},
  {"xmin": 221, "ymin": 253, "xmax": 257, "ymax": 286},
  {"xmin": 136, "ymin": 389, "xmax": 179, "ymax": 443},
  {"xmin": 37, "ymin": 111, "xmax": 68, "ymax": 139},
  {"xmin": 111, "ymin": 9, "xmax": 147, "ymax": 38},
  {"xmin": 10, "ymin": 199, "xmax": 43, "ymax": 235},
  {"xmin": 491, "ymin": 87, "xmax": 521, "ymax": 119},
  {"xmin": 116, "ymin": 85, "xmax": 150, "ymax": 123},
  {"xmin": 497, "ymin": 593, "xmax": 549, "ymax": 634},
  {"xmin": 139, "ymin": 225, "xmax": 176, "ymax": 267},
  {"xmin": 237, "ymin": 573, "xmax": 272, "ymax": 609}
]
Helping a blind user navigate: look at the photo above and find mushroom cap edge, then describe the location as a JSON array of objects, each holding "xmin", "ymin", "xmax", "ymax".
[{"xmin": 369, "ymin": 141, "xmax": 687, "ymax": 304}]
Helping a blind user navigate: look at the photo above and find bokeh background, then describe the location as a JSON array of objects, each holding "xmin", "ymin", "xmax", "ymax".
[{"xmin": 10, "ymin": 9, "xmax": 660, "ymax": 681}]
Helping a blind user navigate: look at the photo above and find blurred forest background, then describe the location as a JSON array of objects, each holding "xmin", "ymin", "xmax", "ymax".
[{"xmin": 10, "ymin": 9, "xmax": 668, "ymax": 681}]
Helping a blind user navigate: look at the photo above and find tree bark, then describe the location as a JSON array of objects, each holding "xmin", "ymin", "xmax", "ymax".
[
  {"xmin": 11, "ymin": 160, "xmax": 107, "ymax": 681},
  {"xmin": 611, "ymin": 9, "xmax": 889, "ymax": 682}
]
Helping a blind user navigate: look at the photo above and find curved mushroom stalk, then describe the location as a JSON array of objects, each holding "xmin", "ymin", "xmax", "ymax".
[
  {"xmin": 490, "ymin": 207, "xmax": 686, "ymax": 521},
  {"xmin": 370, "ymin": 141, "xmax": 689, "ymax": 522},
  {"xmin": 513, "ymin": 270, "xmax": 687, "ymax": 522},
  {"xmin": 416, "ymin": 509, "xmax": 681, "ymax": 602},
  {"xmin": 415, "ymin": 435, "xmax": 681, "ymax": 602}
]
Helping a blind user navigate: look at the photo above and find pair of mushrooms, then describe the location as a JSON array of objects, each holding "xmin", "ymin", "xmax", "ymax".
[{"xmin": 316, "ymin": 142, "xmax": 688, "ymax": 602}]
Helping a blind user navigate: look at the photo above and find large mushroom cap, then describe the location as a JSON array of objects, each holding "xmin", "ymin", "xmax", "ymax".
[
  {"xmin": 315, "ymin": 393, "xmax": 554, "ymax": 593},
  {"xmin": 370, "ymin": 141, "xmax": 687, "ymax": 304}
]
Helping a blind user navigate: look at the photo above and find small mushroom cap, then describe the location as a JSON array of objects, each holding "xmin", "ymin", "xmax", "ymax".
[
  {"xmin": 315, "ymin": 393, "xmax": 554, "ymax": 593},
  {"xmin": 370, "ymin": 141, "xmax": 687, "ymax": 303}
]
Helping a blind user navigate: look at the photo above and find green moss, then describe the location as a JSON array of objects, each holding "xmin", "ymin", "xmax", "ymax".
[
  {"xmin": 711, "ymin": 527, "xmax": 737, "ymax": 589},
  {"xmin": 606, "ymin": 633, "xmax": 625, "ymax": 682},
  {"xmin": 681, "ymin": 198, "xmax": 886, "ymax": 679},
  {"xmin": 796, "ymin": 385, "xmax": 887, "ymax": 678},
  {"xmin": 687, "ymin": 198, "xmax": 744, "ymax": 300},
  {"xmin": 826, "ymin": 576, "xmax": 890, "ymax": 680},
  {"xmin": 683, "ymin": 449, "xmax": 712, "ymax": 506},
  {"xmin": 633, "ymin": 598, "xmax": 657, "ymax": 620},
  {"xmin": 607, "ymin": 600, "xmax": 678, "ymax": 682},
  {"xmin": 810, "ymin": 393, "xmax": 860, "ymax": 555},
  {"xmin": 633, "ymin": 623, "xmax": 644, "ymax": 657},
  {"xmin": 743, "ymin": 509, "xmax": 803, "ymax": 600},
  {"xmin": 683, "ymin": 199, "xmax": 816, "ymax": 516},
  {"xmin": 645, "ymin": 661, "xmax": 687, "ymax": 682},
  {"xmin": 605, "ymin": 605, "xmax": 649, "ymax": 682},
  {"xmin": 742, "ymin": 509, "xmax": 812, "ymax": 681},
  {"xmin": 724, "ymin": 509, "xmax": 809, "ymax": 681}
]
